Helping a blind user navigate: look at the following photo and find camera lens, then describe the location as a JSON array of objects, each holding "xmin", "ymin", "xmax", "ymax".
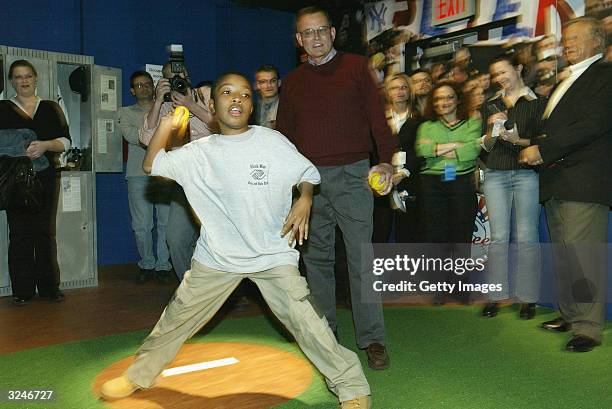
[
  {"xmin": 175, "ymin": 79, "xmax": 188, "ymax": 94},
  {"xmin": 170, "ymin": 76, "xmax": 189, "ymax": 95}
]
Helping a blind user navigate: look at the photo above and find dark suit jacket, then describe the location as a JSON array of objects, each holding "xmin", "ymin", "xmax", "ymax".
[
  {"xmin": 395, "ymin": 116, "xmax": 425, "ymax": 194},
  {"xmin": 537, "ymin": 58, "xmax": 612, "ymax": 206}
]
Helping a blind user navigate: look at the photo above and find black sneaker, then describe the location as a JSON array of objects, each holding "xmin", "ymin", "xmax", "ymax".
[
  {"xmin": 519, "ymin": 303, "xmax": 536, "ymax": 320},
  {"xmin": 481, "ymin": 302, "xmax": 499, "ymax": 317},
  {"xmin": 138, "ymin": 268, "xmax": 154, "ymax": 283},
  {"xmin": 155, "ymin": 270, "xmax": 173, "ymax": 284},
  {"xmin": 12, "ymin": 296, "xmax": 31, "ymax": 306}
]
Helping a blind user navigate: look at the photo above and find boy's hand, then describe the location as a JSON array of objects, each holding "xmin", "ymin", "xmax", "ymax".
[
  {"xmin": 281, "ymin": 196, "xmax": 312, "ymax": 246},
  {"xmin": 158, "ymin": 112, "xmax": 174, "ymax": 129},
  {"xmin": 143, "ymin": 110, "xmax": 187, "ymax": 174}
]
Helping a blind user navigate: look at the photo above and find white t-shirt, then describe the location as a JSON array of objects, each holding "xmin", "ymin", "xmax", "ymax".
[{"xmin": 152, "ymin": 125, "xmax": 321, "ymax": 272}]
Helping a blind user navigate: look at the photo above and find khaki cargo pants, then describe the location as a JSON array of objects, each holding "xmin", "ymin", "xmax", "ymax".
[{"xmin": 125, "ymin": 259, "xmax": 371, "ymax": 402}]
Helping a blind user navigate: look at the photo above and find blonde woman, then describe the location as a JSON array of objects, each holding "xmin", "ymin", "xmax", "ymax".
[{"xmin": 384, "ymin": 73, "xmax": 413, "ymax": 135}]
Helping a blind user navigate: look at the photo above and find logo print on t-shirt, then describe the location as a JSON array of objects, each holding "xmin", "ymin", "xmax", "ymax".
[
  {"xmin": 249, "ymin": 163, "xmax": 268, "ymax": 186},
  {"xmin": 251, "ymin": 169, "xmax": 265, "ymax": 180}
]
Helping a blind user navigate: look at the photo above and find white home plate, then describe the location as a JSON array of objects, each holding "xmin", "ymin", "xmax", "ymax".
[{"xmin": 161, "ymin": 357, "xmax": 239, "ymax": 377}]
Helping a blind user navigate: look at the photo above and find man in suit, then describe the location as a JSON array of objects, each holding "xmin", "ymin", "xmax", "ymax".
[{"xmin": 520, "ymin": 17, "xmax": 611, "ymax": 352}]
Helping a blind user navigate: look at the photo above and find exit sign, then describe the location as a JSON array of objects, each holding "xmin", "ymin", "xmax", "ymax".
[{"xmin": 431, "ymin": 0, "xmax": 475, "ymax": 26}]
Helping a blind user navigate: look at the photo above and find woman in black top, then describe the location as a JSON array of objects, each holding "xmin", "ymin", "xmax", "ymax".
[
  {"xmin": 373, "ymin": 73, "xmax": 414, "ymax": 244},
  {"xmin": 0, "ymin": 59, "xmax": 71, "ymax": 305},
  {"xmin": 393, "ymin": 100, "xmax": 426, "ymax": 243},
  {"xmin": 479, "ymin": 54, "xmax": 546, "ymax": 319}
]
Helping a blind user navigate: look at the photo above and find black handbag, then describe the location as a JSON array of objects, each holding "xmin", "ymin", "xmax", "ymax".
[{"xmin": 0, "ymin": 156, "xmax": 43, "ymax": 213}]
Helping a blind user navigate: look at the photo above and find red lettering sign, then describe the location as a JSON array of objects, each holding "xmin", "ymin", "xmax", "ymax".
[
  {"xmin": 433, "ymin": 0, "xmax": 474, "ymax": 26},
  {"xmin": 439, "ymin": 0, "xmax": 446, "ymax": 19}
]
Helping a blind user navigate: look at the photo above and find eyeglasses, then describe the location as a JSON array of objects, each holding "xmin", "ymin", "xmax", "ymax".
[
  {"xmin": 133, "ymin": 82, "xmax": 153, "ymax": 89},
  {"xmin": 299, "ymin": 26, "xmax": 330, "ymax": 39}
]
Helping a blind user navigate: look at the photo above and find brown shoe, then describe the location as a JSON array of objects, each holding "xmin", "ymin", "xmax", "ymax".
[
  {"xmin": 100, "ymin": 375, "xmax": 139, "ymax": 400},
  {"xmin": 365, "ymin": 343, "xmax": 389, "ymax": 370},
  {"xmin": 340, "ymin": 395, "xmax": 372, "ymax": 409}
]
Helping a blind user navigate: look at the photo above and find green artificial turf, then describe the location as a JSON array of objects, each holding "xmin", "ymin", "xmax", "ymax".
[{"xmin": 0, "ymin": 306, "xmax": 610, "ymax": 409}]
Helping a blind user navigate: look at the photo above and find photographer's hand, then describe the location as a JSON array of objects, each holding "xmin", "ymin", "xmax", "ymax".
[
  {"xmin": 146, "ymin": 79, "xmax": 172, "ymax": 132},
  {"xmin": 173, "ymin": 90, "xmax": 216, "ymax": 131},
  {"xmin": 155, "ymin": 79, "xmax": 171, "ymax": 101},
  {"xmin": 171, "ymin": 91, "xmax": 196, "ymax": 109}
]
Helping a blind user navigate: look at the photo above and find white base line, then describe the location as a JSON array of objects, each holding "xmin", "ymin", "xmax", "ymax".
[{"xmin": 161, "ymin": 357, "xmax": 240, "ymax": 377}]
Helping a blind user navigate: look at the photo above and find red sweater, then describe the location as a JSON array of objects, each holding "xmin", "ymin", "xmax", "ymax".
[{"xmin": 276, "ymin": 52, "xmax": 395, "ymax": 166}]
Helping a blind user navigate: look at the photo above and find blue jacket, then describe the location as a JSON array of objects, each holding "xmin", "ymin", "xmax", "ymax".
[{"xmin": 0, "ymin": 128, "xmax": 49, "ymax": 171}]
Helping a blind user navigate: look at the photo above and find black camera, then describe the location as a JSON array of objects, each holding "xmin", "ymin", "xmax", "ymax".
[{"xmin": 164, "ymin": 44, "xmax": 190, "ymax": 102}]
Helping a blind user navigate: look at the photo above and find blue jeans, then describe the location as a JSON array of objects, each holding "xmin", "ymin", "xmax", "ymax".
[
  {"xmin": 483, "ymin": 169, "xmax": 541, "ymax": 302},
  {"xmin": 127, "ymin": 176, "xmax": 172, "ymax": 271}
]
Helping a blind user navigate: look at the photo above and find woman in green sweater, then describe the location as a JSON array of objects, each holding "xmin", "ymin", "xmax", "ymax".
[{"xmin": 416, "ymin": 81, "xmax": 481, "ymax": 302}]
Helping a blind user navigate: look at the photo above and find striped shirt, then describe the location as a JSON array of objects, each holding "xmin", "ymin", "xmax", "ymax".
[{"xmin": 481, "ymin": 89, "xmax": 547, "ymax": 170}]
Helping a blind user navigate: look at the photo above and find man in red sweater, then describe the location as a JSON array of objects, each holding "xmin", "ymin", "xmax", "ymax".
[{"xmin": 276, "ymin": 6, "xmax": 395, "ymax": 371}]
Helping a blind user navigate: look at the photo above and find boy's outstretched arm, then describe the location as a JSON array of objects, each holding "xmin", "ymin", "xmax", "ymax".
[
  {"xmin": 143, "ymin": 113, "xmax": 180, "ymax": 174},
  {"xmin": 281, "ymin": 182, "xmax": 314, "ymax": 246}
]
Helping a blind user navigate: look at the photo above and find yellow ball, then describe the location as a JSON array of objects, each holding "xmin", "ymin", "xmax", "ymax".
[{"xmin": 368, "ymin": 172, "xmax": 386, "ymax": 193}]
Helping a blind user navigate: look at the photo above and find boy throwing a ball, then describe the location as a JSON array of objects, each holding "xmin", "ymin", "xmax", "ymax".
[{"xmin": 100, "ymin": 72, "xmax": 372, "ymax": 409}]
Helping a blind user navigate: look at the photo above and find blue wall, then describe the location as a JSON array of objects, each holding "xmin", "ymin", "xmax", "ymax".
[
  {"xmin": 2, "ymin": 0, "xmax": 82, "ymax": 54},
  {"xmin": 0, "ymin": 0, "xmax": 296, "ymax": 265}
]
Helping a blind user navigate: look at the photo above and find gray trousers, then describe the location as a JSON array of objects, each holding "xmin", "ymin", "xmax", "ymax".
[
  {"xmin": 125, "ymin": 260, "xmax": 371, "ymax": 402},
  {"xmin": 544, "ymin": 199, "xmax": 609, "ymax": 342},
  {"xmin": 166, "ymin": 184, "xmax": 200, "ymax": 280},
  {"xmin": 301, "ymin": 159, "xmax": 385, "ymax": 348}
]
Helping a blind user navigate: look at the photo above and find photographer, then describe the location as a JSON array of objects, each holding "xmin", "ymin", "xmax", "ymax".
[
  {"xmin": 138, "ymin": 47, "xmax": 217, "ymax": 281},
  {"xmin": 139, "ymin": 60, "xmax": 214, "ymax": 146}
]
